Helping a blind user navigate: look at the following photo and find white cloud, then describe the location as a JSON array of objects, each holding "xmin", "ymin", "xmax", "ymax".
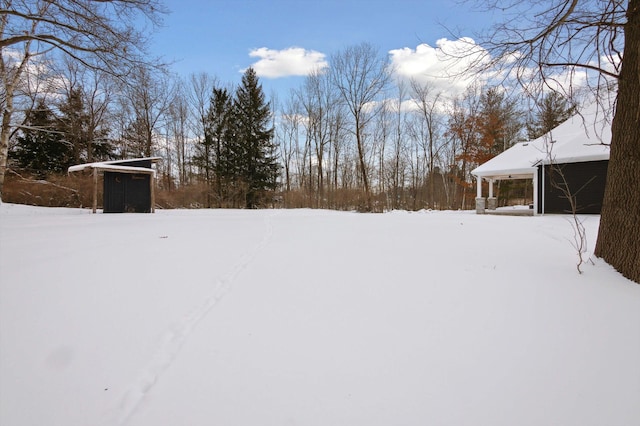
[
  {"xmin": 389, "ymin": 38, "xmax": 489, "ymax": 97},
  {"xmin": 3, "ymin": 48, "xmax": 68, "ymax": 100},
  {"xmin": 247, "ymin": 47, "xmax": 328, "ymax": 78},
  {"xmin": 389, "ymin": 38, "xmax": 611, "ymax": 109}
]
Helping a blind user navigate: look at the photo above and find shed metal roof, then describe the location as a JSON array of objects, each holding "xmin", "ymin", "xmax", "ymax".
[{"xmin": 68, "ymin": 157, "xmax": 161, "ymax": 175}]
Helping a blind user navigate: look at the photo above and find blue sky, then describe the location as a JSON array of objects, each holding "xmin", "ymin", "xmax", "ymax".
[{"xmin": 148, "ymin": 0, "xmax": 493, "ymax": 95}]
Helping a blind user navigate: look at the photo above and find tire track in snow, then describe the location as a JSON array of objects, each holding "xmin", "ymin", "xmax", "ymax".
[{"xmin": 108, "ymin": 211, "xmax": 278, "ymax": 426}]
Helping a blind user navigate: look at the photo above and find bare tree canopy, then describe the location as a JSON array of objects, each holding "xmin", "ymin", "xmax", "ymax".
[
  {"xmin": 331, "ymin": 42, "xmax": 390, "ymax": 211},
  {"xmin": 470, "ymin": 0, "xmax": 625, "ymax": 92},
  {"xmin": 0, "ymin": 0, "xmax": 165, "ymax": 71}
]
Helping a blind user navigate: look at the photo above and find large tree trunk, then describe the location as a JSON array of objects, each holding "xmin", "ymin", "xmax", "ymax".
[
  {"xmin": 0, "ymin": 44, "xmax": 30, "ymax": 200},
  {"xmin": 594, "ymin": 0, "xmax": 640, "ymax": 283}
]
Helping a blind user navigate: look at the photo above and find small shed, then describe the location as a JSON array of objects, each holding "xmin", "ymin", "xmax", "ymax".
[
  {"xmin": 68, "ymin": 157, "xmax": 161, "ymax": 213},
  {"xmin": 471, "ymin": 103, "xmax": 611, "ymax": 215}
]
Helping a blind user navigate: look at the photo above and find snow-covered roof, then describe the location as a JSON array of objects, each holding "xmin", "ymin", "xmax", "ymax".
[
  {"xmin": 472, "ymin": 103, "xmax": 611, "ymax": 179},
  {"xmin": 68, "ymin": 157, "xmax": 161, "ymax": 175}
]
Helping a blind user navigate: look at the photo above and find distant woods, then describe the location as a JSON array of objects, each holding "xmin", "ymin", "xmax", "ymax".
[{"xmin": 2, "ymin": 11, "xmax": 575, "ymax": 211}]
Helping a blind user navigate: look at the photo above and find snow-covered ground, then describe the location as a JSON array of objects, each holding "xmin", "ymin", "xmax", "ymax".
[{"xmin": 1, "ymin": 203, "xmax": 638, "ymax": 426}]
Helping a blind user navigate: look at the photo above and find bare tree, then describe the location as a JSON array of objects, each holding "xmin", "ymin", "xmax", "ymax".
[
  {"xmin": 122, "ymin": 66, "xmax": 174, "ymax": 157},
  {"xmin": 187, "ymin": 72, "xmax": 219, "ymax": 200},
  {"xmin": 167, "ymin": 80, "xmax": 190, "ymax": 186},
  {"xmin": 327, "ymin": 106, "xmax": 347, "ymax": 207},
  {"xmin": 188, "ymin": 72, "xmax": 218, "ymax": 147},
  {"xmin": 446, "ymin": 85, "xmax": 483, "ymax": 210},
  {"xmin": 0, "ymin": 0, "xmax": 166, "ymax": 198},
  {"xmin": 542, "ymin": 126, "xmax": 602, "ymax": 274},
  {"xmin": 331, "ymin": 43, "xmax": 390, "ymax": 211},
  {"xmin": 3, "ymin": 50, "xmax": 58, "ymax": 157},
  {"xmin": 410, "ymin": 79, "xmax": 443, "ymax": 209},
  {"xmin": 372, "ymin": 98, "xmax": 390, "ymax": 205},
  {"xmin": 387, "ymin": 81, "xmax": 408, "ymax": 210},
  {"xmin": 297, "ymin": 68, "xmax": 342, "ymax": 207},
  {"xmin": 277, "ymin": 96, "xmax": 302, "ymax": 195},
  {"xmin": 55, "ymin": 58, "xmax": 113, "ymax": 163},
  {"xmin": 82, "ymin": 70, "xmax": 113, "ymax": 163},
  {"xmin": 465, "ymin": 0, "xmax": 638, "ymax": 283}
]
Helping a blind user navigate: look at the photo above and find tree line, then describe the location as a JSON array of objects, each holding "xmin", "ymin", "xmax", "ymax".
[{"xmin": 4, "ymin": 42, "xmax": 575, "ymax": 211}]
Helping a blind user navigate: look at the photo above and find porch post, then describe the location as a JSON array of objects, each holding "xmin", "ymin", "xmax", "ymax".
[
  {"xmin": 532, "ymin": 172, "xmax": 538, "ymax": 215},
  {"xmin": 92, "ymin": 167, "xmax": 98, "ymax": 214},
  {"xmin": 475, "ymin": 176, "xmax": 485, "ymax": 214},
  {"xmin": 150, "ymin": 171, "xmax": 155, "ymax": 213},
  {"xmin": 487, "ymin": 179, "xmax": 497, "ymax": 210}
]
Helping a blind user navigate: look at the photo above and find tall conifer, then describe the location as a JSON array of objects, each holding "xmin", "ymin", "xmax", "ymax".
[
  {"xmin": 526, "ymin": 92, "xmax": 577, "ymax": 140},
  {"xmin": 232, "ymin": 68, "xmax": 278, "ymax": 208}
]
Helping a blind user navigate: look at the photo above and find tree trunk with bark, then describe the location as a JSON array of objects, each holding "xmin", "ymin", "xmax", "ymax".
[
  {"xmin": 354, "ymin": 116, "xmax": 372, "ymax": 211},
  {"xmin": 0, "ymin": 40, "xmax": 32, "ymax": 197},
  {"xmin": 595, "ymin": 0, "xmax": 640, "ymax": 283},
  {"xmin": 0, "ymin": 96, "xmax": 13, "ymax": 196}
]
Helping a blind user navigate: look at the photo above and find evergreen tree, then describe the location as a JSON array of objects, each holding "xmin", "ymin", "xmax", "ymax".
[
  {"xmin": 122, "ymin": 117, "xmax": 150, "ymax": 158},
  {"xmin": 10, "ymin": 99, "xmax": 72, "ymax": 176},
  {"xmin": 474, "ymin": 87, "xmax": 523, "ymax": 163},
  {"xmin": 57, "ymin": 87, "xmax": 113, "ymax": 164},
  {"xmin": 195, "ymin": 69, "xmax": 279, "ymax": 208},
  {"xmin": 193, "ymin": 86, "xmax": 234, "ymax": 207},
  {"xmin": 526, "ymin": 92, "xmax": 577, "ymax": 140},
  {"xmin": 232, "ymin": 68, "xmax": 279, "ymax": 208},
  {"xmin": 210, "ymin": 87, "xmax": 234, "ymax": 203},
  {"xmin": 58, "ymin": 88, "xmax": 88, "ymax": 165},
  {"xmin": 192, "ymin": 110, "xmax": 214, "ymax": 197}
]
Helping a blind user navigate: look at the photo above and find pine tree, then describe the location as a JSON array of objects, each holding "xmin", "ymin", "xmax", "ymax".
[
  {"xmin": 10, "ymin": 99, "xmax": 72, "ymax": 176},
  {"xmin": 526, "ymin": 92, "xmax": 577, "ymax": 140},
  {"xmin": 474, "ymin": 87, "xmax": 523, "ymax": 163},
  {"xmin": 232, "ymin": 68, "xmax": 279, "ymax": 208},
  {"xmin": 122, "ymin": 116, "xmax": 151, "ymax": 159},
  {"xmin": 210, "ymin": 87, "xmax": 234, "ymax": 203},
  {"xmin": 58, "ymin": 87, "xmax": 113, "ymax": 163},
  {"xmin": 193, "ymin": 86, "xmax": 234, "ymax": 207},
  {"xmin": 191, "ymin": 120, "xmax": 215, "ymax": 206},
  {"xmin": 58, "ymin": 88, "xmax": 88, "ymax": 165}
]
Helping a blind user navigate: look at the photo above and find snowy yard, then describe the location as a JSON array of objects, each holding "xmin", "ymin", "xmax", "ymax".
[{"xmin": 1, "ymin": 204, "xmax": 638, "ymax": 426}]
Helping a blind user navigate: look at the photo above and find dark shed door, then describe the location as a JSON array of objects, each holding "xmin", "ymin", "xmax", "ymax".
[
  {"xmin": 124, "ymin": 173, "xmax": 151, "ymax": 213},
  {"xmin": 103, "ymin": 172, "xmax": 125, "ymax": 213},
  {"xmin": 537, "ymin": 160, "xmax": 608, "ymax": 214},
  {"xmin": 103, "ymin": 170, "xmax": 152, "ymax": 213}
]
